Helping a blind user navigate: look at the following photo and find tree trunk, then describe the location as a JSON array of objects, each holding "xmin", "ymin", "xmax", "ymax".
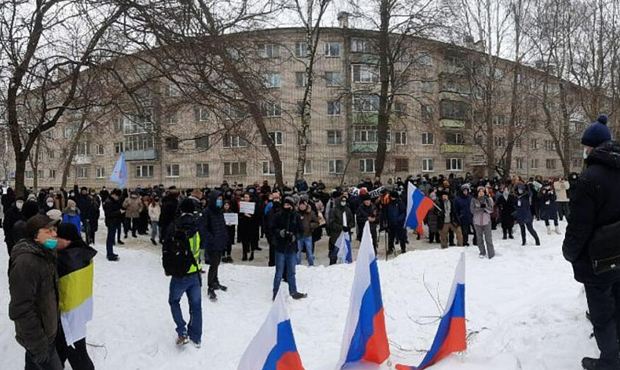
[
  {"xmin": 32, "ymin": 139, "xmax": 41, "ymax": 189},
  {"xmin": 14, "ymin": 153, "xmax": 26, "ymax": 198},
  {"xmin": 484, "ymin": 87, "xmax": 495, "ymax": 177},
  {"xmin": 505, "ymin": 0, "xmax": 523, "ymax": 180},
  {"xmin": 375, "ymin": 0, "xmax": 392, "ymax": 179}
]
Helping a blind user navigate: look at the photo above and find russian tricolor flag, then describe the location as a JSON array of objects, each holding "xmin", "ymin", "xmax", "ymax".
[
  {"xmin": 396, "ymin": 253, "xmax": 466, "ymax": 370},
  {"xmin": 338, "ymin": 221, "xmax": 390, "ymax": 368},
  {"xmin": 336, "ymin": 230, "xmax": 353, "ymax": 264},
  {"xmin": 237, "ymin": 290, "xmax": 305, "ymax": 370},
  {"xmin": 405, "ymin": 182, "xmax": 435, "ymax": 236}
]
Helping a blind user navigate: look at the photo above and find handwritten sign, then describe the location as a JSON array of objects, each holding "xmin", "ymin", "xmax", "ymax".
[
  {"xmin": 239, "ymin": 201, "xmax": 255, "ymax": 214},
  {"xmin": 224, "ymin": 213, "xmax": 238, "ymax": 226}
]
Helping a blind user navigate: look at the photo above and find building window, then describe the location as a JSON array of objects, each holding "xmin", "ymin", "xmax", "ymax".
[
  {"xmin": 352, "ymin": 64, "xmax": 379, "ymax": 83},
  {"xmin": 125, "ymin": 134, "xmax": 154, "ymax": 152},
  {"xmin": 262, "ymin": 131, "xmax": 283, "ymax": 146},
  {"xmin": 224, "ymin": 161, "xmax": 247, "ymax": 176},
  {"xmin": 329, "ymin": 159, "xmax": 344, "ymax": 174},
  {"xmin": 446, "ymin": 158, "xmax": 463, "ymax": 171},
  {"xmin": 516, "ymin": 157, "xmax": 524, "ymax": 170},
  {"xmin": 420, "ymin": 81, "xmax": 434, "ymax": 93},
  {"xmin": 196, "ymin": 163, "xmax": 209, "ymax": 177},
  {"xmin": 327, "ymin": 101, "xmax": 341, "ymax": 116},
  {"xmin": 395, "ymin": 158, "xmax": 409, "ymax": 172},
  {"xmin": 165, "ymin": 111, "xmax": 178, "ymax": 125},
  {"xmin": 223, "ymin": 135, "xmax": 248, "ymax": 148},
  {"xmin": 264, "ymin": 72, "xmax": 281, "ymax": 88},
  {"xmin": 422, "ymin": 132, "xmax": 434, "ymax": 145},
  {"xmin": 47, "ymin": 149, "xmax": 55, "ymax": 159},
  {"xmin": 530, "ymin": 158, "xmax": 539, "ymax": 169},
  {"xmin": 196, "ymin": 107, "xmax": 209, "ymax": 122},
  {"xmin": 165, "ymin": 137, "xmax": 179, "ymax": 150},
  {"xmin": 136, "ymin": 165, "xmax": 154, "ymax": 178},
  {"xmin": 166, "ymin": 164, "xmax": 180, "ymax": 177},
  {"xmin": 394, "ymin": 102, "xmax": 407, "ymax": 116},
  {"xmin": 353, "ymin": 95, "xmax": 380, "ymax": 112},
  {"xmin": 327, "ymin": 130, "xmax": 343, "ymax": 145},
  {"xmin": 439, "ymin": 100, "xmax": 469, "ymax": 120},
  {"xmin": 165, "ymin": 84, "xmax": 180, "ymax": 97},
  {"xmin": 262, "ymin": 161, "xmax": 276, "ymax": 175},
  {"xmin": 544, "ymin": 140, "xmax": 556, "ymax": 151},
  {"xmin": 37, "ymin": 170, "xmax": 44, "ymax": 179},
  {"xmin": 351, "ymin": 38, "xmax": 372, "ymax": 53},
  {"xmin": 258, "ymin": 43, "xmax": 280, "ymax": 58},
  {"xmin": 49, "ymin": 169, "xmax": 56, "ymax": 179},
  {"xmin": 493, "ymin": 115, "xmax": 507, "ymax": 126},
  {"xmin": 423, "ymin": 158, "xmax": 434, "ymax": 172},
  {"xmin": 360, "ymin": 158, "xmax": 375, "ymax": 173},
  {"xmin": 394, "ymin": 132, "xmax": 407, "ymax": 145},
  {"xmin": 446, "ymin": 132, "xmax": 464, "ymax": 145},
  {"xmin": 515, "ymin": 138, "xmax": 522, "ymax": 148},
  {"xmin": 295, "ymin": 72, "xmax": 308, "ymax": 87},
  {"xmin": 96, "ymin": 167, "xmax": 105, "ymax": 178},
  {"xmin": 530, "ymin": 139, "xmax": 538, "ymax": 150},
  {"xmin": 262, "ymin": 101, "xmax": 282, "ymax": 117},
  {"xmin": 294, "ymin": 42, "xmax": 308, "ymax": 58},
  {"xmin": 25, "ymin": 170, "xmax": 33, "ymax": 179},
  {"xmin": 324, "ymin": 42, "xmax": 341, "ymax": 57},
  {"xmin": 76, "ymin": 142, "xmax": 90, "ymax": 156},
  {"xmin": 494, "ymin": 136, "xmax": 505, "ymax": 148},
  {"xmin": 304, "ymin": 160, "xmax": 312, "ymax": 175},
  {"xmin": 421, "ymin": 104, "xmax": 434, "ymax": 121},
  {"xmin": 195, "ymin": 136, "xmax": 209, "ymax": 149},
  {"xmin": 76, "ymin": 166, "xmax": 89, "ymax": 179},
  {"xmin": 416, "ymin": 52, "xmax": 433, "ymax": 67},
  {"xmin": 325, "ymin": 71, "xmax": 342, "ymax": 87},
  {"xmin": 64, "ymin": 125, "xmax": 77, "ymax": 139},
  {"xmin": 96, "ymin": 144, "xmax": 104, "ymax": 155},
  {"xmin": 545, "ymin": 159, "xmax": 556, "ymax": 169}
]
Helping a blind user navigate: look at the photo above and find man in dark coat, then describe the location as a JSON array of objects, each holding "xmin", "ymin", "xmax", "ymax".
[
  {"xmin": 495, "ymin": 186, "xmax": 516, "ymax": 239},
  {"xmin": 328, "ymin": 194, "xmax": 354, "ymax": 264},
  {"xmin": 4, "ymin": 197, "xmax": 26, "ymax": 256},
  {"xmin": 454, "ymin": 185, "xmax": 476, "ymax": 246},
  {"xmin": 9, "ymin": 214, "xmax": 62, "ymax": 370},
  {"xmin": 356, "ymin": 194, "xmax": 378, "ymax": 253},
  {"xmin": 75, "ymin": 186, "xmax": 95, "ymax": 243},
  {"xmin": 202, "ymin": 190, "xmax": 229, "ymax": 301},
  {"xmin": 159, "ymin": 187, "xmax": 180, "ymax": 243},
  {"xmin": 263, "ymin": 191, "xmax": 282, "ymax": 267},
  {"xmin": 563, "ymin": 115, "xmax": 620, "ymax": 370},
  {"xmin": 103, "ymin": 189, "xmax": 124, "ymax": 261},
  {"xmin": 272, "ymin": 197, "xmax": 306, "ymax": 300},
  {"xmin": 385, "ymin": 191, "xmax": 407, "ymax": 254}
]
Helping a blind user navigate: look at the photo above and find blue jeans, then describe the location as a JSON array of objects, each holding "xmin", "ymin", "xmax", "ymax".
[
  {"xmin": 273, "ymin": 252, "xmax": 298, "ymax": 296},
  {"xmin": 169, "ymin": 274, "xmax": 202, "ymax": 343},
  {"xmin": 106, "ymin": 223, "xmax": 120, "ymax": 258},
  {"xmin": 296, "ymin": 236, "xmax": 314, "ymax": 266},
  {"xmin": 151, "ymin": 221, "xmax": 159, "ymax": 240}
]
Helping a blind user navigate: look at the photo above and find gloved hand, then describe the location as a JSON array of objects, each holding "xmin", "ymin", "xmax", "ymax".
[
  {"xmin": 32, "ymin": 348, "xmax": 49, "ymax": 364},
  {"xmin": 279, "ymin": 229, "xmax": 287, "ymax": 238},
  {"xmin": 342, "ymin": 226, "xmax": 350, "ymax": 233}
]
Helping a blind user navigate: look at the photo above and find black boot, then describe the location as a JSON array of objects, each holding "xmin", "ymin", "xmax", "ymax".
[
  {"xmin": 208, "ymin": 288, "xmax": 217, "ymax": 301},
  {"xmin": 249, "ymin": 251, "xmax": 254, "ymax": 261},
  {"xmin": 242, "ymin": 253, "xmax": 247, "ymax": 261}
]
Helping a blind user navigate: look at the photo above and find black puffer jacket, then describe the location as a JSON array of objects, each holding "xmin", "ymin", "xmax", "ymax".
[
  {"xmin": 272, "ymin": 208, "xmax": 302, "ymax": 253},
  {"xmin": 202, "ymin": 191, "xmax": 228, "ymax": 252},
  {"xmin": 103, "ymin": 197, "xmax": 123, "ymax": 227},
  {"xmin": 563, "ymin": 141, "xmax": 620, "ymax": 284},
  {"xmin": 8, "ymin": 239, "xmax": 58, "ymax": 358}
]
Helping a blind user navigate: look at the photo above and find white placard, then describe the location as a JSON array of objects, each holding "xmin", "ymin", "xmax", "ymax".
[
  {"xmin": 224, "ymin": 213, "xmax": 238, "ymax": 225},
  {"xmin": 239, "ymin": 201, "xmax": 255, "ymax": 214}
]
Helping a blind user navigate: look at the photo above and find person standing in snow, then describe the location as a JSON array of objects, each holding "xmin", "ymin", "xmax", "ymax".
[
  {"xmin": 454, "ymin": 184, "xmax": 475, "ymax": 246},
  {"xmin": 563, "ymin": 115, "xmax": 620, "ymax": 370},
  {"xmin": 148, "ymin": 196, "xmax": 161, "ymax": 246},
  {"xmin": 540, "ymin": 184, "xmax": 561, "ymax": 235},
  {"xmin": 495, "ymin": 185, "xmax": 516, "ymax": 240},
  {"xmin": 328, "ymin": 193, "xmax": 354, "ymax": 263},
  {"xmin": 513, "ymin": 184, "xmax": 540, "ymax": 246},
  {"xmin": 103, "ymin": 189, "xmax": 124, "ymax": 261},
  {"xmin": 471, "ymin": 186, "xmax": 495, "ymax": 259},
  {"xmin": 202, "ymin": 190, "xmax": 229, "ymax": 301},
  {"xmin": 554, "ymin": 177, "xmax": 571, "ymax": 221}
]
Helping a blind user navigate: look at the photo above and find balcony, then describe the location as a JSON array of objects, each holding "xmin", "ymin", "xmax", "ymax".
[
  {"xmin": 72, "ymin": 155, "xmax": 92, "ymax": 165},
  {"xmin": 440, "ymin": 144, "xmax": 472, "ymax": 154},
  {"xmin": 353, "ymin": 112, "xmax": 379, "ymax": 125},
  {"xmin": 439, "ymin": 118, "xmax": 466, "ymax": 128},
  {"xmin": 352, "ymin": 142, "xmax": 391, "ymax": 153},
  {"xmin": 125, "ymin": 149, "xmax": 157, "ymax": 161}
]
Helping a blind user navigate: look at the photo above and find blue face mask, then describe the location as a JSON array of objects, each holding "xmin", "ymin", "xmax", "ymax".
[
  {"xmin": 216, "ymin": 199, "xmax": 223, "ymax": 208},
  {"xmin": 42, "ymin": 239, "xmax": 58, "ymax": 250}
]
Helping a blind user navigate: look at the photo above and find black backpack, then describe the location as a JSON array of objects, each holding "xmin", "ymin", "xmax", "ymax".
[{"xmin": 162, "ymin": 223, "xmax": 198, "ymax": 277}]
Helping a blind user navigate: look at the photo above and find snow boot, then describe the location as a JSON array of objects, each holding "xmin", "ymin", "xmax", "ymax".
[
  {"xmin": 555, "ymin": 226, "xmax": 562, "ymax": 235},
  {"xmin": 176, "ymin": 335, "xmax": 189, "ymax": 345},
  {"xmin": 291, "ymin": 292, "xmax": 307, "ymax": 300},
  {"xmin": 547, "ymin": 226, "xmax": 552, "ymax": 235},
  {"xmin": 242, "ymin": 253, "xmax": 247, "ymax": 261},
  {"xmin": 479, "ymin": 253, "xmax": 486, "ymax": 259},
  {"xmin": 191, "ymin": 340, "xmax": 201, "ymax": 349},
  {"xmin": 216, "ymin": 284, "xmax": 228, "ymax": 292},
  {"xmin": 582, "ymin": 357, "xmax": 620, "ymax": 370},
  {"xmin": 249, "ymin": 252, "xmax": 254, "ymax": 261},
  {"xmin": 208, "ymin": 289, "xmax": 217, "ymax": 302},
  {"xmin": 150, "ymin": 238, "xmax": 157, "ymax": 246},
  {"xmin": 117, "ymin": 239, "xmax": 124, "ymax": 245}
]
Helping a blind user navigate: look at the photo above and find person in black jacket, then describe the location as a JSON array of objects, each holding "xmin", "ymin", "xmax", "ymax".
[
  {"xmin": 437, "ymin": 192, "xmax": 463, "ymax": 248},
  {"xmin": 272, "ymin": 197, "xmax": 307, "ymax": 300},
  {"xmin": 103, "ymin": 189, "xmax": 123, "ymax": 261},
  {"xmin": 159, "ymin": 187, "xmax": 179, "ymax": 243},
  {"xmin": 495, "ymin": 186, "xmax": 516, "ymax": 240},
  {"xmin": 4, "ymin": 197, "xmax": 26, "ymax": 256},
  {"xmin": 356, "ymin": 193, "xmax": 378, "ymax": 253},
  {"xmin": 563, "ymin": 115, "xmax": 620, "ymax": 370},
  {"xmin": 202, "ymin": 190, "xmax": 229, "ymax": 301},
  {"xmin": 75, "ymin": 186, "xmax": 95, "ymax": 243}
]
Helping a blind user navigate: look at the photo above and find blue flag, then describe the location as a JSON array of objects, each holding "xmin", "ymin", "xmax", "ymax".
[{"xmin": 109, "ymin": 152, "xmax": 127, "ymax": 188}]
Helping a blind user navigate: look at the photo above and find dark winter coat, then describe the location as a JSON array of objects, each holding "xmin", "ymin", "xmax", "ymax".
[
  {"xmin": 328, "ymin": 202, "xmax": 354, "ymax": 240},
  {"xmin": 356, "ymin": 203, "xmax": 378, "ymax": 240},
  {"xmin": 238, "ymin": 201, "xmax": 260, "ymax": 243},
  {"xmin": 539, "ymin": 189, "xmax": 558, "ymax": 220},
  {"xmin": 3, "ymin": 205, "xmax": 24, "ymax": 253},
  {"xmin": 8, "ymin": 239, "xmax": 59, "ymax": 358},
  {"xmin": 103, "ymin": 197, "xmax": 124, "ymax": 227},
  {"xmin": 297, "ymin": 207, "xmax": 319, "ymax": 238},
  {"xmin": 202, "ymin": 191, "xmax": 228, "ymax": 252},
  {"xmin": 159, "ymin": 194, "xmax": 179, "ymax": 238},
  {"xmin": 437, "ymin": 198, "xmax": 460, "ymax": 229},
  {"xmin": 424, "ymin": 202, "xmax": 440, "ymax": 233},
  {"xmin": 272, "ymin": 208, "xmax": 302, "ymax": 254},
  {"xmin": 75, "ymin": 188, "xmax": 95, "ymax": 222},
  {"xmin": 563, "ymin": 141, "xmax": 620, "ymax": 284},
  {"xmin": 385, "ymin": 199, "xmax": 406, "ymax": 230},
  {"xmin": 513, "ymin": 191, "xmax": 533, "ymax": 224},
  {"xmin": 495, "ymin": 193, "xmax": 516, "ymax": 226},
  {"xmin": 454, "ymin": 193, "xmax": 474, "ymax": 225}
]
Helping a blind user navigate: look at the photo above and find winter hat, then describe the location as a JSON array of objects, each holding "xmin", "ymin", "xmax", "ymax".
[
  {"xmin": 581, "ymin": 114, "xmax": 611, "ymax": 147},
  {"xmin": 26, "ymin": 214, "xmax": 60, "ymax": 239},
  {"xmin": 57, "ymin": 222, "xmax": 81, "ymax": 242},
  {"xmin": 27, "ymin": 194, "xmax": 37, "ymax": 202},
  {"xmin": 67, "ymin": 199, "xmax": 77, "ymax": 209},
  {"xmin": 477, "ymin": 186, "xmax": 486, "ymax": 193},
  {"xmin": 22, "ymin": 201, "xmax": 40, "ymax": 219},
  {"xmin": 283, "ymin": 196, "xmax": 296, "ymax": 207},
  {"xmin": 361, "ymin": 193, "xmax": 371, "ymax": 201},
  {"xmin": 46, "ymin": 209, "xmax": 62, "ymax": 221},
  {"xmin": 179, "ymin": 198, "xmax": 195, "ymax": 214}
]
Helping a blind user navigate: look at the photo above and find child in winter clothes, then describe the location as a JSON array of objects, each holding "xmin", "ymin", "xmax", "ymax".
[{"xmin": 62, "ymin": 199, "xmax": 82, "ymax": 235}]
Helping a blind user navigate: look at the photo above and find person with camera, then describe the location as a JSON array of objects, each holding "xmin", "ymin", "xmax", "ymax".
[
  {"xmin": 563, "ymin": 115, "xmax": 620, "ymax": 370},
  {"xmin": 471, "ymin": 186, "xmax": 495, "ymax": 259},
  {"xmin": 272, "ymin": 197, "xmax": 307, "ymax": 301}
]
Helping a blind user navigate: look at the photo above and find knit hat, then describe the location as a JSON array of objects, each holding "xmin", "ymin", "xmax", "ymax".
[
  {"xmin": 582, "ymin": 115, "xmax": 611, "ymax": 147},
  {"xmin": 57, "ymin": 222, "xmax": 81, "ymax": 242},
  {"xmin": 26, "ymin": 214, "xmax": 60, "ymax": 239},
  {"xmin": 46, "ymin": 209, "xmax": 62, "ymax": 221},
  {"xmin": 179, "ymin": 198, "xmax": 195, "ymax": 214},
  {"xmin": 361, "ymin": 193, "xmax": 371, "ymax": 201},
  {"xmin": 284, "ymin": 196, "xmax": 296, "ymax": 207}
]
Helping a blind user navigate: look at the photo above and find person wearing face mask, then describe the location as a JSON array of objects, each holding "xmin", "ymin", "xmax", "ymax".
[
  {"xmin": 272, "ymin": 197, "xmax": 306, "ymax": 300},
  {"xmin": 201, "ymin": 190, "xmax": 229, "ymax": 301},
  {"xmin": 42, "ymin": 196, "xmax": 56, "ymax": 214},
  {"xmin": 54, "ymin": 223, "xmax": 96, "ymax": 370},
  {"xmin": 495, "ymin": 185, "xmax": 516, "ymax": 240},
  {"xmin": 512, "ymin": 184, "xmax": 540, "ymax": 246},
  {"xmin": 238, "ymin": 192, "xmax": 259, "ymax": 262},
  {"xmin": 384, "ymin": 190, "xmax": 408, "ymax": 255},
  {"xmin": 3, "ymin": 197, "xmax": 26, "ymax": 256},
  {"xmin": 328, "ymin": 194, "xmax": 354, "ymax": 264},
  {"xmin": 540, "ymin": 185, "xmax": 561, "ymax": 235},
  {"xmin": 263, "ymin": 191, "xmax": 282, "ymax": 267},
  {"xmin": 62, "ymin": 199, "xmax": 82, "ymax": 235},
  {"xmin": 356, "ymin": 193, "xmax": 378, "ymax": 253},
  {"xmin": 103, "ymin": 189, "xmax": 124, "ymax": 261},
  {"xmin": 9, "ymin": 214, "xmax": 62, "ymax": 370},
  {"xmin": 424, "ymin": 191, "xmax": 441, "ymax": 244}
]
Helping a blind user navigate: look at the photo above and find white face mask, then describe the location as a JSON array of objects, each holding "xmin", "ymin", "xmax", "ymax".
[
  {"xmin": 583, "ymin": 147, "xmax": 589, "ymax": 159},
  {"xmin": 46, "ymin": 201, "xmax": 54, "ymax": 207},
  {"xmin": 16, "ymin": 201, "xmax": 23, "ymax": 210}
]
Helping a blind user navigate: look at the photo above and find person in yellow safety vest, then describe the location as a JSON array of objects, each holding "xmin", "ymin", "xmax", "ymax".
[{"xmin": 168, "ymin": 198, "xmax": 202, "ymax": 348}]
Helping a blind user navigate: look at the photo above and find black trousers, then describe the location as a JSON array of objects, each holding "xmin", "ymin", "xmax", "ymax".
[
  {"xmin": 25, "ymin": 343, "xmax": 62, "ymax": 370},
  {"xmin": 584, "ymin": 283, "xmax": 620, "ymax": 368},
  {"xmin": 207, "ymin": 251, "xmax": 222, "ymax": 289},
  {"xmin": 519, "ymin": 222, "xmax": 540, "ymax": 245},
  {"xmin": 56, "ymin": 324, "xmax": 94, "ymax": 370},
  {"xmin": 388, "ymin": 227, "xmax": 407, "ymax": 252},
  {"xmin": 461, "ymin": 223, "xmax": 477, "ymax": 245}
]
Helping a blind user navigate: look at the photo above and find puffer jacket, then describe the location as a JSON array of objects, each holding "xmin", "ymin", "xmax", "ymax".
[
  {"xmin": 512, "ymin": 188, "xmax": 533, "ymax": 224},
  {"xmin": 272, "ymin": 208, "xmax": 302, "ymax": 254},
  {"xmin": 148, "ymin": 203, "xmax": 161, "ymax": 222},
  {"xmin": 297, "ymin": 207, "xmax": 318, "ymax": 238},
  {"xmin": 554, "ymin": 180, "xmax": 570, "ymax": 202},
  {"xmin": 123, "ymin": 195, "xmax": 143, "ymax": 219},
  {"xmin": 8, "ymin": 239, "xmax": 58, "ymax": 358},
  {"xmin": 471, "ymin": 196, "xmax": 494, "ymax": 226},
  {"xmin": 454, "ymin": 193, "xmax": 474, "ymax": 225},
  {"xmin": 202, "ymin": 191, "xmax": 229, "ymax": 252}
]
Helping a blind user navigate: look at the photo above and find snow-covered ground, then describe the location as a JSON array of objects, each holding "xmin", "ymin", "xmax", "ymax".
[{"xmin": 0, "ymin": 221, "xmax": 597, "ymax": 370}]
